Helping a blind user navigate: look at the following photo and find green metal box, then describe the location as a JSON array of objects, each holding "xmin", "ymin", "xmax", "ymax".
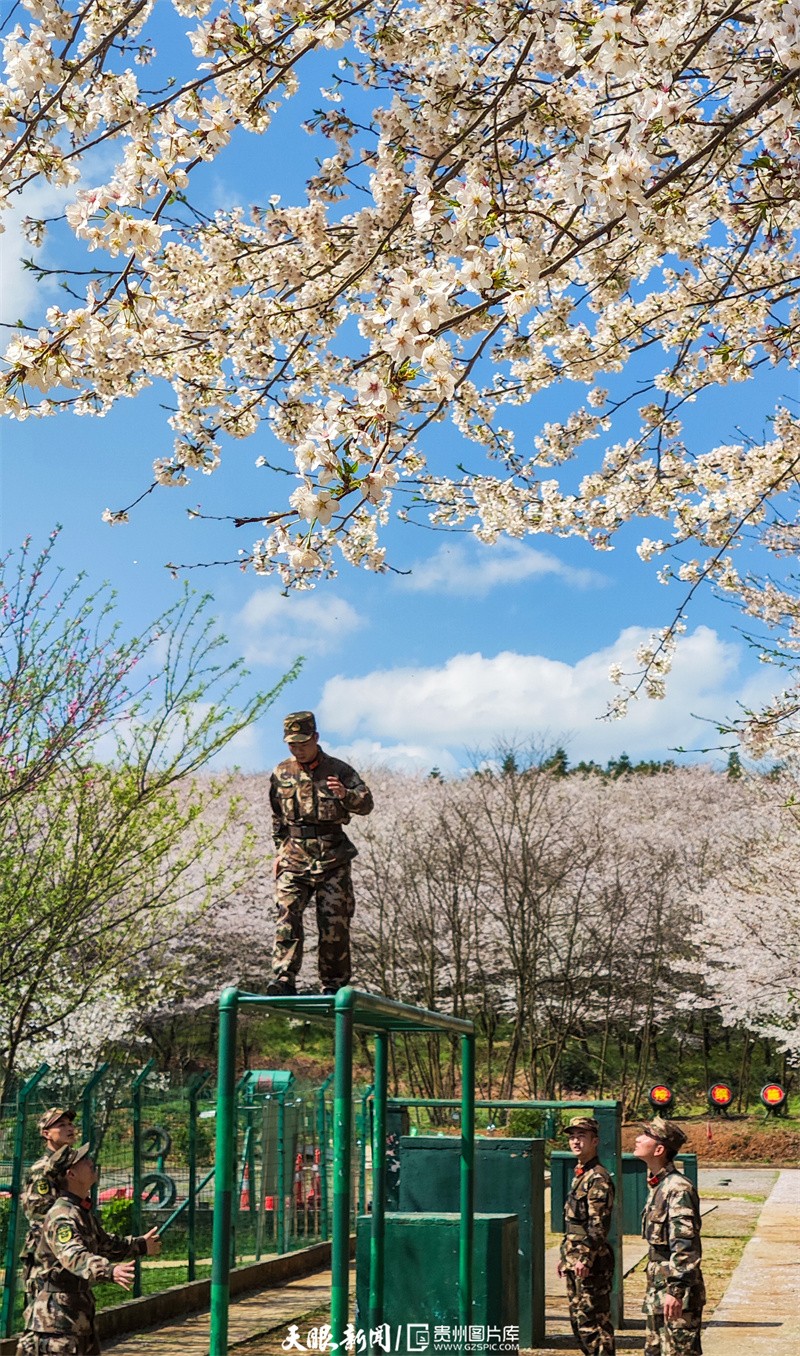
[
  {"xmin": 356, "ymin": 1212, "xmax": 519, "ymax": 1355},
  {"xmin": 551, "ymin": 1150, "xmax": 699, "ymax": 1235},
  {"xmin": 395, "ymin": 1136, "xmax": 544, "ymax": 1347}
]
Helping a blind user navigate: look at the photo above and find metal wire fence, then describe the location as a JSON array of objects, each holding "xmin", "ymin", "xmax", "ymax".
[{"xmin": 0, "ymin": 1065, "xmax": 373, "ymax": 1339}]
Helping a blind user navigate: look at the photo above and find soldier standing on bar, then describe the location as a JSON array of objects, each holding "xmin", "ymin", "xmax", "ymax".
[
  {"xmin": 19, "ymin": 1108, "xmax": 79, "ymax": 1309},
  {"xmin": 16, "ymin": 1142, "xmax": 161, "ymax": 1356},
  {"xmin": 267, "ymin": 711, "xmax": 373, "ymax": 996},
  {"xmin": 557, "ymin": 1115, "xmax": 616, "ymax": 1355},
  {"xmin": 634, "ymin": 1117, "xmax": 705, "ymax": 1356}
]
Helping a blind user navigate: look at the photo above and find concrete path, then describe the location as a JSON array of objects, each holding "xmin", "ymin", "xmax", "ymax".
[
  {"xmin": 104, "ymin": 1270, "xmax": 337, "ymax": 1352},
  {"xmin": 702, "ymin": 1169, "xmax": 799, "ymax": 1354}
]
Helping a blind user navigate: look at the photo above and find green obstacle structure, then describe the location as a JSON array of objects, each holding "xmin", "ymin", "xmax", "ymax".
[
  {"xmin": 552, "ymin": 1149, "xmax": 698, "ymax": 1236},
  {"xmin": 208, "ymin": 987, "xmax": 475, "ymax": 1356},
  {"xmin": 388, "ymin": 1135, "xmax": 544, "ymax": 1348},
  {"xmin": 387, "ymin": 1097, "xmax": 624, "ymax": 1330}
]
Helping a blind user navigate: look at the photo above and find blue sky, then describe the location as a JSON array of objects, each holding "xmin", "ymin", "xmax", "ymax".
[{"xmin": 1, "ymin": 12, "xmax": 794, "ymax": 777}]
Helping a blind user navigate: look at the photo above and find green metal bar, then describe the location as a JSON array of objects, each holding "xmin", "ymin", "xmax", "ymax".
[
  {"xmin": 276, "ymin": 1093, "xmax": 286, "ymax": 1255},
  {"xmin": 210, "ymin": 986, "xmax": 239, "ymax": 1356},
  {"xmin": 369, "ymin": 1039, "xmax": 387, "ymax": 1343},
  {"xmin": 130, "ymin": 1059, "xmax": 155, "ymax": 1299},
  {"xmin": 459, "ymin": 1035, "xmax": 476, "ymax": 1328},
  {"xmin": 236, "ymin": 988, "xmax": 473, "ymax": 1034},
  {"xmin": 1, "ymin": 1063, "xmax": 49, "ymax": 1338},
  {"xmin": 316, "ymin": 1073, "xmax": 333, "ymax": 1241},
  {"xmin": 387, "ymin": 1098, "xmax": 619, "ymax": 1109},
  {"xmin": 158, "ymin": 1168, "xmax": 214, "ymax": 1235},
  {"xmin": 331, "ymin": 989, "xmax": 355, "ymax": 1349},
  {"xmin": 186, "ymin": 1072, "xmax": 211, "ymax": 1280},
  {"xmin": 359, "ymin": 1084, "xmax": 374, "ymax": 1216}
]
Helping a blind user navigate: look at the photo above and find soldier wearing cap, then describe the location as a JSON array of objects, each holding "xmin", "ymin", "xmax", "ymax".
[
  {"xmin": 557, "ymin": 1115, "xmax": 616, "ymax": 1355},
  {"xmin": 18, "ymin": 1109, "xmax": 79, "ymax": 1309},
  {"xmin": 634, "ymin": 1117, "xmax": 705, "ymax": 1356},
  {"xmin": 16, "ymin": 1142, "xmax": 161, "ymax": 1356},
  {"xmin": 267, "ymin": 711, "xmax": 373, "ymax": 995}
]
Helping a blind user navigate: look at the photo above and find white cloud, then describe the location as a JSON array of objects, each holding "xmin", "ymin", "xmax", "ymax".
[
  {"xmin": 317, "ymin": 625, "xmax": 777, "ymax": 765},
  {"xmin": 401, "ymin": 539, "xmax": 605, "ymax": 595},
  {"xmin": 1, "ymin": 183, "xmax": 73, "ymax": 324},
  {"xmin": 326, "ymin": 738, "xmax": 461, "ymax": 778},
  {"xmin": 232, "ymin": 587, "xmax": 364, "ymax": 664}
]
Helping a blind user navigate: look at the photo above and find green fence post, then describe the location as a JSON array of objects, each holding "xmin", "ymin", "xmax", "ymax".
[
  {"xmin": 359, "ymin": 1084, "xmax": 373, "ymax": 1217},
  {"xmin": 187, "ymin": 1072, "xmax": 211, "ymax": 1282},
  {"xmin": 331, "ymin": 989, "xmax": 355, "ymax": 1350},
  {"xmin": 276, "ymin": 1091, "xmax": 286, "ymax": 1255},
  {"xmin": 0, "ymin": 1063, "xmax": 49, "ymax": 1339},
  {"xmin": 316, "ymin": 1072, "xmax": 333, "ymax": 1241},
  {"xmin": 131, "ymin": 1060, "xmax": 155, "ymax": 1299},
  {"xmin": 460, "ymin": 1035, "xmax": 475, "ymax": 1328},
  {"xmin": 369, "ymin": 1039, "xmax": 387, "ymax": 1340},
  {"xmin": 593, "ymin": 1102, "xmax": 623, "ymax": 1328},
  {"xmin": 210, "ymin": 986, "xmax": 239, "ymax": 1356}
]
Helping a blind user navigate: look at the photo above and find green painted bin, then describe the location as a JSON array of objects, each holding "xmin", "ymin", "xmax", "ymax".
[
  {"xmin": 356, "ymin": 1212, "xmax": 519, "ymax": 1355},
  {"xmin": 395, "ymin": 1136, "xmax": 544, "ymax": 1348}
]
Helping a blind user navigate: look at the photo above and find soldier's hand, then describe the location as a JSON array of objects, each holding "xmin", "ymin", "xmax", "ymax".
[
  {"xmin": 327, "ymin": 776, "xmax": 346, "ymax": 799},
  {"xmin": 573, "ymin": 1261, "xmax": 589, "ymax": 1279},
  {"xmin": 143, "ymin": 1227, "xmax": 162, "ymax": 1256},
  {"xmin": 112, "ymin": 1261, "xmax": 136, "ymax": 1290},
  {"xmin": 556, "ymin": 1262, "xmax": 564, "ymax": 1278},
  {"xmin": 663, "ymin": 1293, "xmax": 683, "ymax": 1321}
]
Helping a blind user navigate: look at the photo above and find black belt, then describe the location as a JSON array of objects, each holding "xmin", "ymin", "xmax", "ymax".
[{"xmin": 286, "ymin": 825, "xmax": 344, "ymax": 840}]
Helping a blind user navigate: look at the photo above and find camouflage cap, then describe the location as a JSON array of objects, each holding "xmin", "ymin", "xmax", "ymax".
[
  {"xmin": 641, "ymin": 1117, "xmax": 687, "ymax": 1156},
  {"xmin": 283, "ymin": 711, "xmax": 317, "ymax": 743},
  {"xmin": 37, "ymin": 1106, "xmax": 77, "ymax": 1135},
  {"xmin": 564, "ymin": 1115, "xmax": 599, "ymax": 1136},
  {"xmin": 47, "ymin": 1142, "xmax": 92, "ymax": 1179}
]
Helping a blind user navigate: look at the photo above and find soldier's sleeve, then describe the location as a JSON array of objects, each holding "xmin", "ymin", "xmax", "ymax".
[
  {"xmin": 93, "ymin": 1218, "xmax": 148, "ymax": 1261},
  {"xmin": 20, "ymin": 1168, "xmax": 54, "ymax": 1223},
  {"xmin": 342, "ymin": 768, "xmax": 373, "ymax": 816},
  {"xmin": 42, "ymin": 1207, "xmax": 116, "ymax": 1285},
  {"xmin": 270, "ymin": 771, "xmax": 288, "ymax": 846},
  {"xmin": 585, "ymin": 1173, "xmax": 615, "ymax": 1249},
  {"xmin": 665, "ymin": 1182, "xmax": 702, "ymax": 1297}
]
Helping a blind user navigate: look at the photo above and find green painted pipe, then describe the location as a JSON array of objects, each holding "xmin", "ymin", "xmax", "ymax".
[
  {"xmin": 459, "ymin": 1036, "xmax": 476, "ymax": 1327},
  {"xmin": 186, "ymin": 1072, "xmax": 211, "ymax": 1279},
  {"xmin": 0, "ymin": 1063, "xmax": 49, "ymax": 1338},
  {"xmin": 331, "ymin": 989, "xmax": 354, "ymax": 1348},
  {"xmin": 210, "ymin": 986, "xmax": 239, "ymax": 1356},
  {"xmin": 131, "ymin": 1059, "xmax": 155, "ymax": 1298},
  {"xmin": 316, "ymin": 1072, "xmax": 334, "ymax": 1241},
  {"xmin": 369, "ymin": 1039, "xmax": 387, "ymax": 1342}
]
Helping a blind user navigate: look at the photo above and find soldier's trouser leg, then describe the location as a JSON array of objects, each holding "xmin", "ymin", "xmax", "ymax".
[
  {"xmin": 644, "ymin": 1309, "xmax": 703, "ymax": 1356},
  {"xmin": 314, "ymin": 863, "xmax": 355, "ymax": 989},
  {"xmin": 272, "ymin": 871, "xmax": 314, "ymax": 982},
  {"xmin": 565, "ymin": 1273, "xmax": 615, "ymax": 1355},
  {"xmin": 16, "ymin": 1338, "xmax": 98, "ymax": 1355}
]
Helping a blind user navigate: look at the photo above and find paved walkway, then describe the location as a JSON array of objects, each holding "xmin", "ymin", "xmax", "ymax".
[
  {"xmin": 103, "ymin": 1169, "xmax": 799, "ymax": 1354},
  {"xmin": 702, "ymin": 1169, "xmax": 799, "ymax": 1354},
  {"xmin": 104, "ymin": 1271, "xmax": 336, "ymax": 1352}
]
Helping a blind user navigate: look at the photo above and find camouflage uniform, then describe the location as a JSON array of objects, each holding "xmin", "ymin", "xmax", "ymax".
[
  {"xmin": 270, "ymin": 713, "xmax": 373, "ymax": 991},
  {"xmin": 17, "ymin": 1189, "xmax": 147, "ymax": 1356},
  {"xmin": 560, "ymin": 1118, "xmax": 616, "ymax": 1356},
  {"xmin": 642, "ymin": 1145, "xmax": 705, "ymax": 1356}
]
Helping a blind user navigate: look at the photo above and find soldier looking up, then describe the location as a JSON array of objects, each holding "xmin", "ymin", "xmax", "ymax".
[
  {"xmin": 557, "ymin": 1115, "xmax": 616, "ymax": 1355},
  {"xmin": 16, "ymin": 1143, "xmax": 161, "ymax": 1356},
  {"xmin": 267, "ymin": 711, "xmax": 373, "ymax": 996},
  {"xmin": 634, "ymin": 1117, "xmax": 705, "ymax": 1356},
  {"xmin": 19, "ymin": 1108, "xmax": 79, "ymax": 1307}
]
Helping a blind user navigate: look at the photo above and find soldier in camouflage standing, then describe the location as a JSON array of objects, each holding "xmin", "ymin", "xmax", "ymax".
[
  {"xmin": 19, "ymin": 1109, "xmax": 79, "ymax": 1309},
  {"xmin": 267, "ymin": 711, "xmax": 374, "ymax": 996},
  {"xmin": 634, "ymin": 1117, "xmax": 705, "ymax": 1356},
  {"xmin": 16, "ymin": 1142, "xmax": 161, "ymax": 1355},
  {"xmin": 557, "ymin": 1115, "xmax": 616, "ymax": 1355}
]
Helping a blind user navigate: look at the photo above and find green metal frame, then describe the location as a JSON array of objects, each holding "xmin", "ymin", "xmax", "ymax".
[
  {"xmin": 388, "ymin": 1096, "xmax": 624, "ymax": 1328},
  {"xmin": 209, "ymin": 987, "xmax": 474, "ymax": 1356},
  {"xmin": 0, "ymin": 1064, "xmax": 49, "ymax": 1338}
]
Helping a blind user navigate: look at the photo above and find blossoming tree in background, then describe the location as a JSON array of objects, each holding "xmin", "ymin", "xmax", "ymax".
[{"xmin": 1, "ymin": 0, "xmax": 799, "ymax": 745}]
